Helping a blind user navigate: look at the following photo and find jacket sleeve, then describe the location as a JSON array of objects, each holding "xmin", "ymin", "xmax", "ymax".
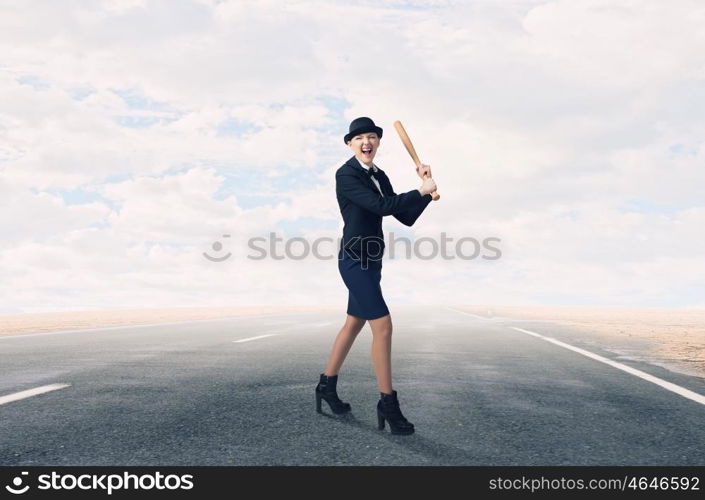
[
  {"xmin": 336, "ymin": 171, "xmax": 427, "ymax": 216},
  {"xmin": 387, "ymin": 177, "xmax": 433, "ymax": 226}
]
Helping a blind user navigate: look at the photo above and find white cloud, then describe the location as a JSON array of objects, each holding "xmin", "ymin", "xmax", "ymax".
[
  {"xmin": 522, "ymin": 0, "xmax": 705, "ymax": 87},
  {"xmin": 1, "ymin": 0, "xmax": 703, "ymax": 311}
]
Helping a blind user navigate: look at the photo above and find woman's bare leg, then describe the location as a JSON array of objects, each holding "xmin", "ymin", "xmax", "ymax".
[
  {"xmin": 323, "ymin": 314, "xmax": 366, "ymax": 376},
  {"xmin": 368, "ymin": 314, "xmax": 393, "ymax": 394}
]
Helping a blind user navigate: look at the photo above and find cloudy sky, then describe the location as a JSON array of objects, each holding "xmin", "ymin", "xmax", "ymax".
[{"xmin": 1, "ymin": 0, "xmax": 703, "ymax": 312}]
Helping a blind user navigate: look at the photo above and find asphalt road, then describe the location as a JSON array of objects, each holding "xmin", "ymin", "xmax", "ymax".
[{"xmin": 1, "ymin": 306, "xmax": 704, "ymax": 466}]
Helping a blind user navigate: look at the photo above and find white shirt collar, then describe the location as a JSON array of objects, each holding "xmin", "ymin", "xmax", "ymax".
[
  {"xmin": 356, "ymin": 157, "xmax": 383, "ymax": 196},
  {"xmin": 356, "ymin": 157, "xmax": 378, "ymax": 173}
]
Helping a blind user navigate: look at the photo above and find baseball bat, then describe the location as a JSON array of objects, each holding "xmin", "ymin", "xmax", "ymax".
[{"xmin": 393, "ymin": 120, "xmax": 440, "ymax": 201}]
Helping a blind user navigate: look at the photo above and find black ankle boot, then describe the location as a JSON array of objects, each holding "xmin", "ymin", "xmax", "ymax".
[
  {"xmin": 315, "ymin": 373, "xmax": 351, "ymax": 414},
  {"xmin": 377, "ymin": 390, "xmax": 415, "ymax": 435}
]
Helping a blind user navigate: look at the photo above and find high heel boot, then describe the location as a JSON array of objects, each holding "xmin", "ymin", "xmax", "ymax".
[
  {"xmin": 315, "ymin": 373, "xmax": 351, "ymax": 414},
  {"xmin": 377, "ymin": 390, "xmax": 415, "ymax": 435}
]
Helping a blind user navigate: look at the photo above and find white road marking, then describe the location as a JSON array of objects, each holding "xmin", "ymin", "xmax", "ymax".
[
  {"xmin": 0, "ymin": 383, "xmax": 71, "ymax": 406},
  {"xmin": 232, "ymin": 334, "xmax": 277, "ymax": 343},
  {"xmin": 510, "ymin": 326, "xmax": 705, "ymax": 406},
  {"xmin": 446, "ymin": 307, "xmax": 494, "ymax": 321},
  {"xmin": 447, "ymin": 307, "xmax": 705, "ymax": 407}
]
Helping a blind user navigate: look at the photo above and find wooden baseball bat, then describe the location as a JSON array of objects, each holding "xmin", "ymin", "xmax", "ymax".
[{"xmin": 393, "ymin": 120, "xmax": 440, "ymax": 201}]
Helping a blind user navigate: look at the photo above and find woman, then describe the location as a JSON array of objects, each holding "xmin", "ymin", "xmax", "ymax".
[{"xmin": 315, "ymin": 117, "xmax": 437, "ymax": 435}]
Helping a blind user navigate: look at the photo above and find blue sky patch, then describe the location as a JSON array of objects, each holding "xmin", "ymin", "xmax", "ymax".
[
  {"xmin": 112, "ymin": 88, "xmax": 171, "ymax": 111},
  {"xmin": 216, "ymin": 118, "xmax": 262, "ymax": 137},
  {"xmin": 624, "ymin": 200, "xmax": 691, "ymax": 215},
  {"xmin": 16, "ymin": 74, "xmax": 51, "ymax": 90},
  {"xmin": 669, "ymin": 143, "xmax": 697, "ymax": 156}
]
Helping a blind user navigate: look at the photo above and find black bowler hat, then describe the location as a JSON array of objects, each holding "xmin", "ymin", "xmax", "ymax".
[{"xmin": 344, "ymin": 116, "xmax": 383, "ymax": 144}]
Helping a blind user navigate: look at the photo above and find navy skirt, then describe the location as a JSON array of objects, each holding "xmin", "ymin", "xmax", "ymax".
[{"xmin": 338, "ymin": 249, "xmax": 390, "ymax": 320}]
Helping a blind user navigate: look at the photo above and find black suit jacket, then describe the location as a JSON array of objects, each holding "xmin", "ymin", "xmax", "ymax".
[{"xmin": 336, "ymin": 155, "xmax": 432, "ymax": 260}]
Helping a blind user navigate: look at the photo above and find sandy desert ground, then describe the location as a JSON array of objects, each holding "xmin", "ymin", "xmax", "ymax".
[
  {"xmin": 1, "ymin": 304, "xmax": 703, "ymax": 380},
  {"xmin": 0, "ymin": 306, "xmax": 337, "ymax": 336}
]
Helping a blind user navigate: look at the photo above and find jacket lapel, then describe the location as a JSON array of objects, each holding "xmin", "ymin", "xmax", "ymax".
[
  {"xmin": 376, "ymin": 170, "xmax": 391, "ymax": 196},
  {"xmin": 345, "ymin": 156, "xmax": 381, "ymax": 193}
]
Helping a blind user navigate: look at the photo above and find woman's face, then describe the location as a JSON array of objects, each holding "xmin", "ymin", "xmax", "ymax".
[{"xmin": 348, "ymin": 132, "xmax": 379, "ymax": 166}]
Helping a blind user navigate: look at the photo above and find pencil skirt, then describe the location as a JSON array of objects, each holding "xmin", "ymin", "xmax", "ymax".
[{"xmin": 338, "ymin": 249, "xmax": 390, "ymax": 320}]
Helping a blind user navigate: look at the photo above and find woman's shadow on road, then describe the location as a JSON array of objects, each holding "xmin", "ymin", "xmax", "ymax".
[{"xmin": 316, "ymin": 410, "xmax": 483, "ymax": 464}]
